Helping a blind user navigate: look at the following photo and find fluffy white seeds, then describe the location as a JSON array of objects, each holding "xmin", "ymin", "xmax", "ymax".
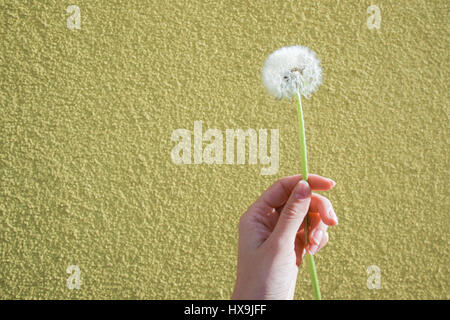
[{"xmin": 262, "ymin": 45, "xmax": 322, "ymax": 100}]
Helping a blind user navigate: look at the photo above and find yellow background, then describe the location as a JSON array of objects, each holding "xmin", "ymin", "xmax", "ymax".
[{"xmin": 1, "ymin": 0, "xmax": 449, "ymax": 299}]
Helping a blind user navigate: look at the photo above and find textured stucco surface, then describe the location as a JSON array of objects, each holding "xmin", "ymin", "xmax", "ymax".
[{"xmin": 1, "ymin": 0, "xmax": 449, "ymax": 299}]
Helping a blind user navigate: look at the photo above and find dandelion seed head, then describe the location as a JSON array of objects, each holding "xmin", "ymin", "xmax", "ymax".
[{"xmin": 262, "ymin": 45, "xmax": 322, "ymax": 100}]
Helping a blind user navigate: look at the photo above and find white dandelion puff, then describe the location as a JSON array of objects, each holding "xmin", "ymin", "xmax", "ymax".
[{"xmin": 262, "ymin": 45, "xmax": 322, "ymax": 100}]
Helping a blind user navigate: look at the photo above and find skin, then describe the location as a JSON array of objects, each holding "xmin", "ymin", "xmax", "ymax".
[{"xmin": 232, "ymin": 174, "xmax": 338, "ymax": 300}]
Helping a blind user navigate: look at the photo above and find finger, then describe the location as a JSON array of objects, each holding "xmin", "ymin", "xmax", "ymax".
[
  {"xmin": 254, "ymin": 174, "xmax": 336, "ymax": 211},
  {"xmin": 271, "ymin": 180, "xmax": 311, "ymax": 242},
  {"xmin": 308, "ymin": 231, "xmax": 329, "ymax": 255},
  {"xmin": 295, "ymin": 229, "xmax": 307, "ymax": 266},
  {"xmin": 307, "ymin": 212, "xmax": 322, "ymax": 238},
  {"xmin": 318, "ymin": 232, "xmax": 329, "ymax": 251},
  {"xmin": 307, "ymin": 216, "xmax": 328, "ymax": 250},
  {"xmin": 306, "ymin": 212, "xmax": 327, "ymax": 245},
  {"xmin": 309, "ymin": 193, "xmax": 338, "ymax": 226}
]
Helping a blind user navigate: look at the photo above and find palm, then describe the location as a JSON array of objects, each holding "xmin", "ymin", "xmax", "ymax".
[{"xmin": 248, "ymin": 205, "xmax": 309, "ymax": 266}]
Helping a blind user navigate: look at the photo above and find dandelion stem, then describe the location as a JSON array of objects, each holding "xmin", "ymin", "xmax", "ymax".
[
  {"xmin": 295, "ymin": 92, "xmax": 308, "ymax": 180},
  {"xmin": 296, "ymin": 91, "xmax": 322, "ymax": 300}
]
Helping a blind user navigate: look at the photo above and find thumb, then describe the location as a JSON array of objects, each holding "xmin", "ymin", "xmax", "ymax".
[{"xmin": 272, "ymin": 180, "xmax": 312, "ymax": 242}]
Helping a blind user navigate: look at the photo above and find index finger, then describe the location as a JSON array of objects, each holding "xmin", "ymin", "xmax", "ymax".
[{"xmin": 254, "ymin": 174, "xmax": 336, "ymax": 210}]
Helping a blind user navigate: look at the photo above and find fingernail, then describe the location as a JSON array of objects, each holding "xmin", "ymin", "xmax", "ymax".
[
  {"xmin": 311, "ymin": 229, "xmax": 323, "ymax": 245},
  {"xmin": 328, "ymin": 179, "xmax": 336, "ymax": 187},
  {"xmin": 309, "ymin": 244, "xmax": 318, "ymax": 255},
  {"xmin": 329, "ymin": 208, "xmax": 338, "ymax": 225},
  {"xmin": 295, "ymin": 180, "xmax": 311, "ymax": 199}
]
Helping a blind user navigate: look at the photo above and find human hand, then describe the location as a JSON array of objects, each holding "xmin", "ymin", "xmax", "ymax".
[{"xmin": 231, "ymin": 174, "xmax": 338, "ymax": 300}]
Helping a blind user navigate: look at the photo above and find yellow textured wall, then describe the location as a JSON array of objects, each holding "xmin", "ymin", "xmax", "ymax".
[{"xmin": 1, "ymin": 0, "xmax": 449, "ymax": 299}]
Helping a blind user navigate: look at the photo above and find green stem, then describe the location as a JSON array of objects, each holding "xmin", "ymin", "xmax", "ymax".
[
  {"xmin": 296, "ymin": 91, "xmax": 322, "ymax": 300},
  {"xmin": 295, "ymin": 92, "xmax": 308, "ymax": 180}
]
